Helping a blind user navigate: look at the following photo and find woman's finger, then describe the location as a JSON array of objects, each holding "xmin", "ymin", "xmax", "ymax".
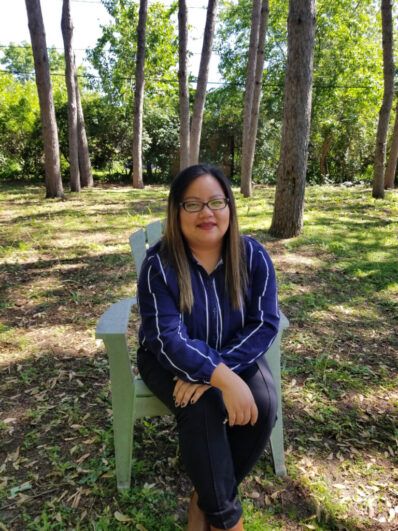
[
  {"xmin": 173, "ymin": 379, "xmax": 188, "ymax": 402},
  {"xmin": 174, "ymin": 380, "xmax": 197, "ymax": 406},
  {"xmin": 190, "ymin": 384, "xmax": 210, "ymax": 404},
  {"xmin": 173, "ymin": 378, "xmax": 191, "ymax": 397},
  {"xmin": 250, "ymin": 403, "xmax": 259, "ymax": 426},
  {"xmin": 228, "ymin": 410, "xmax": 237, "ymax": 427},
  {"xmin": 179, "ymin": 385, "xmax": 198, "ymax": 407}
]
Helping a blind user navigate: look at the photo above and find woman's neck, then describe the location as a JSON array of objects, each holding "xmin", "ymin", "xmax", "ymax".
[{"xmin": 191, "ymin": 245, "xmax": 222, "ymax": 275}]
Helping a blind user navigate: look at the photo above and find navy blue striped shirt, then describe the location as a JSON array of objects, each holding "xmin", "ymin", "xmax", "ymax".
[{"xmin": 137, "ymin": 236, "xmax": 280, "ymax": 384}]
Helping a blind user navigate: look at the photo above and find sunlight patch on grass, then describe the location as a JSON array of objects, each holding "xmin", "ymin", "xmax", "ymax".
[{"xmin": 324, "ymin": 302, "xmax": 380, "ymax": 321}]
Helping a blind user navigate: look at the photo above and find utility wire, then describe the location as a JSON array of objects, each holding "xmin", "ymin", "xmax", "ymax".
[
  {"xmin": 0, "ymin": 68, "xmax": 380, "ymax": 90},
  {"xmin": 67, "ymin": 0, "xmax": 207, "ymax": 8},
  {"xmin": 0, "ymin": 43, "xmax": 208, "ymax": 56},
  {"xmin": 0, "ymin": 68, "xmax": 227, "ymax": 86}
]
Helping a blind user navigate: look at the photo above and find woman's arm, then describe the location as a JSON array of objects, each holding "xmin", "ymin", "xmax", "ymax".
[
  {"xmin": 220, "ymin": 241, "xmax": 280, "ymax": 372},
  {"xmin": 138, "ymin": 253, "xmax": 221, "ymax": 383}
]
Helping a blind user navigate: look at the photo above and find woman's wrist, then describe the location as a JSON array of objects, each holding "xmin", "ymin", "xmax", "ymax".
[{"xmin": 210, "ymin": 362, "xmax": 237, "ymax": 391}]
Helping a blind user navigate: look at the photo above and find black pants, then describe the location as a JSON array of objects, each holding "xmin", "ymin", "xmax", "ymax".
[{"xmin": 137, "ymin": 351, "xmax": 278, "ymax": 529}]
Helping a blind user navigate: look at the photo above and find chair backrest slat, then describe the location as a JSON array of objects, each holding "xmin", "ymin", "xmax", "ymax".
[
  {"xmin": 129, "ymin": 220, "xmax": 164, "ymax": 276},
  {"xmin": 146, "ymin": 220, "xmax": 163, "ymax": 246}
]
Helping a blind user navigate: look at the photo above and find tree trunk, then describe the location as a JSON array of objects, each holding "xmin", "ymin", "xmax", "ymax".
[
  {"xmin": 61, "ymin": 0, "xmax": 80, "ymax": 192},
  {"xmin": 189, "ymin": 0, "xmax": 218, "ymax": 165},
  {"xmin": 241, "ymin": 0, "xmax": 269, "ymax": 197},
  {"xmin": 76, "ymin": 83, "xmax": 93, "ymax": 187},
  {"xmin": 25, "ymin": 0, "xmax": 63, "ymax": 198},
  {"xmin": 178, "ymin": 0, "xmax": 190, "ymax": 171},
  {"xmin": 230, "ymin": 135, "xmax": 235, "ymax": 179},
  {"xmin": 320, "ymin": 134, "xmax": 333, "ymax": 177},
  {"xmin": 132, "ymin": 0, "xmax": 148, "ymax": 189},
  {"xmin": 384, "ymin": 99, "xmax": 398, "ymax": 189},
  {"xmin": 269, "ymin": 0, "xmax": 315, "ymax": 238},
  {"xmin": 372, "ymin": 0, "xmax": 394, "ymax": 199}
]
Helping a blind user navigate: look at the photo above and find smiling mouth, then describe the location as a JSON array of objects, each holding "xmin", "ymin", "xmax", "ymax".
[{"xmin": 197, "ymin": 223, "xmax": 217, "ymax": 229}]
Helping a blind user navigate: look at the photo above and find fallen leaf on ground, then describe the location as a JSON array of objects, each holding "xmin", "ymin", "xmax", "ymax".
[{"xmin": 114, "ymin": 511, "xmax": 132, "ymax": 523}]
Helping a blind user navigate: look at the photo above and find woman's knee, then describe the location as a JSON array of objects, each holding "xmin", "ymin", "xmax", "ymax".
[
  {"xmin": 176, "ymin": 387, "xmax": 225, "ymax": 430},
  {"xmin": 248, "ymin": 370, "xmax": 278, "ymax": 428}
]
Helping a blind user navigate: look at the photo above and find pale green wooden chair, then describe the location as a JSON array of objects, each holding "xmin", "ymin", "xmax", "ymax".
[{"xmin": 96, "ymin": 220, "xmax": 289, "ymax": 490}]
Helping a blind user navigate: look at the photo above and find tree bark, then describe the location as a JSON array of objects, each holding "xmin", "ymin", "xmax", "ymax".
[
  {"xmin": 178, "ymin": 0, "xmax": 190, "ymax": 171},
  {"xmin": 269, "ymin": 0, "xmax": 315, "ymax": 238},
  {"xmin": 372, "ymin": 0, "xmax": 394, "ymax": 199},
  {"xmin": 76, "ymin": 82, "xmax": 93, "ymax": 187},
  {"xmin": 25, "ymin": 0, "xmax": 64, "ymax": 198},
  {"xmin": 61, "ymin": 0, "xmax": 80, "ymax": 192},
  {"xmin": 320, "ymin": 134, "xmax": 333, "ymax": 177},
  {"xmin": 230, "ymin": 135, "xmax": 235, "ymax": 179},
  {"xmin": 241, "ymin": 0, "xmax": 269, "ymax": 197},
  {"xmin": 384, "ymin": 99, "xmax": 398, "ymax": 189},
  {"xmin": 132, "ymin": 0, "xmax": 148, "ymax": 188},
  {"xmin": 189, "ymin": 0, "xmax": 218, "ymax": 165}
]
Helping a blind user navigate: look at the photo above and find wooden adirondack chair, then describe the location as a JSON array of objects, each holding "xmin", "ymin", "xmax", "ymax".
[{"xmin": 96, "ymin": 220, "xmax": 289, "ymax": 490}]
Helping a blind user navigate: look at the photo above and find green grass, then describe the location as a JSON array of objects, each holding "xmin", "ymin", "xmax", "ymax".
[{"xmin": 0, "ymin": 182, "xmax": 397, "ymax": 530}]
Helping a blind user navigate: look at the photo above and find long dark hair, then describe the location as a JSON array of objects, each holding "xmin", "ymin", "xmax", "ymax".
[{"xmin": 162, "ymin": 164, "xmax": 248, "ymax": 313}]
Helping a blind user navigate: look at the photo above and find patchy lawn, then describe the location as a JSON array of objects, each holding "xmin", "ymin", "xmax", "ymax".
[{"xmin": 0, "ymin": 182, "xmax": 397, "ymax": 530}]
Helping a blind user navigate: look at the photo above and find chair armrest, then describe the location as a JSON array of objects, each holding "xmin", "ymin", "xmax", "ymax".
[
  {"xmin": 279, "ymin": 310, "xmax": 289, "ymax": 331},
  {"xmin": 96, "ymin": 297, "xmax": 137, "ymax": 397},
  {"xmin": 96, "ymin": 297, "xmax": 137, "ymax": 339}
]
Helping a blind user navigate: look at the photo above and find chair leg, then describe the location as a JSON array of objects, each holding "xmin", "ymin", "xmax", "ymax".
[
  {"xmin": 113, "ymin": 392, "xmax": 135, "ymax": 490},
  {"xmin": 265, "ymin": 337, "xmax": 287, "ymax": 477},
  {"xmin": 270, "ymin": 409, "xmax": 287, "ymax": 477},
  {"xmin": 103, "ymin": 336, "xmax": 136, "ymax": 490}
]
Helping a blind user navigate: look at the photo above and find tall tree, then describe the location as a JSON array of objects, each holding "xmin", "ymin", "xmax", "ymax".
[
  {"xmin": 178, "ymin": 0, "xmax": 190, "ymax": 170},
  {"xmin": 61, "ymin": 0, "xmax": 80, "ymax": 192},
  {"xmin": 372, "ymin": 0, "xmax": 394, "ymax": 199},
  {"xmin": 241, "ymin": 0, "xmax": 269, "ymax": 197},
  {"xmin": 269, "ymin": 0, "xmax": 315, "ymax": 238},
  {"xmin": 76, "ymin": 84, "xmax": 93, "ymax": 187},
  {"xmin": 132, "ymin": 0, "xmax": 148, "ymax": 188},
  {"xmin": 190, "ymin": 0, "xmax": 219, "ymax": 165},
  {"xmin": 384, "ymin": 99, "xmax": 398, "ymax": 189},
  {"xmin": 25, "ymin": 0, "xmax": 64, "ymax": 198}
]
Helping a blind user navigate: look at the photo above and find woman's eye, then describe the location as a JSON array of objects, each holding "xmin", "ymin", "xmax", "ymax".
[
  {"xmin": 209, "ymin": 199, "xmax": 224, "ymax": 208},
  {"xmin": 186, "ymin": 202, "xmax": 201, "ymax": 210}
]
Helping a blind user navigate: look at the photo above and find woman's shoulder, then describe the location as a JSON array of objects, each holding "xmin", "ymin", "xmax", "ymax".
[
  {"xmin": 242, "ymin": 235, "xmax": 274, "ymax": 270},
  {"xmin": 140, "ymin": 239, "xmax": 177, "ymax": 281},
  {"xmin": 242, "ymin": 235, "xmax": 269, "ymax": 254},
  {"xmin": 140, "ymin": 240, "xmax": 164, "ymax": 273},
  {"xmin": 145, "ymin": 239, "xmax": 162, "ymax": 259}
]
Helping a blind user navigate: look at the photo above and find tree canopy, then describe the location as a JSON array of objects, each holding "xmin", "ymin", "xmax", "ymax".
[{"xmin": 0, "ymin": 0, "xmax": 396, "ymax": 190}]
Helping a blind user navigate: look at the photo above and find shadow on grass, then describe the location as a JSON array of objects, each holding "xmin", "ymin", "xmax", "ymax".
[
  {"xmin": 0, "ymin": 252, "xmax": 136, "ymax": 331},
  {"xmin": 1, "ymin": 348, "xmax": 382, "ymax": 530}
]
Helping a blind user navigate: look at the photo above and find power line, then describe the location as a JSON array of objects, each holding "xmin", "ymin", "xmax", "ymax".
[
  {"xmin": 0, "ymin": 68, "xmax": 227, "ymax": 86},
  {"xmin": 67, "ymin": 0, "xmax": 207, "ymax": 8},
  {"xmin": 0, "ymin": 43, "xmax": 209, "ymax": 56},
  {"xmin": 0, "ymin": 44, "xmax": 88, "ymax": 52},
  {"xmin": 0, "ymin": 68, "xmax": 380, "ymax": 90}
]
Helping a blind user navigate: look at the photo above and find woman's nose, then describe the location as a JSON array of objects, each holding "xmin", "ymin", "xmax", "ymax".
[{"xmin": 199, "ymin": 204, "xmax": 215, "ymax": 215}]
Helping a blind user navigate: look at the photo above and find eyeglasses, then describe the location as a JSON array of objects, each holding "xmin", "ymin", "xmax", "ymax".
[{"xmin": 180, "ymin": 198, "xmax": 230, "ymax": 213}]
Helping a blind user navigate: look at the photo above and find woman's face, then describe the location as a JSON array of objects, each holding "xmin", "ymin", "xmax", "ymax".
[{"xmin": 179, "ymin": 174, "xmax": 230, "ymax": 253}]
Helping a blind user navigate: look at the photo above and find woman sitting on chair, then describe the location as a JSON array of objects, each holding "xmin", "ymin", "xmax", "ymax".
[{"xmin": 137, "ymin": 164, "xmax": 280, "ymax": 531}]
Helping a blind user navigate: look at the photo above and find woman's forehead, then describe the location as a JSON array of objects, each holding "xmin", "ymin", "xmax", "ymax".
[{"xmin": 183, "ymin": 174, "xmax": 225, "ymax": 197}]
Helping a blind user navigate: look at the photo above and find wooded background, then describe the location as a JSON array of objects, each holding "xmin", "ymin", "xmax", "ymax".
[{"xmin": 1, "ymin": 0, "xmax": 397, "ymax": 235}]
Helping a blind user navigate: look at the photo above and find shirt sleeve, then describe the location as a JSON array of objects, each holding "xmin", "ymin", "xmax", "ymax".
[
  {"xmin": 138, "ymin": 254, "xmax": 222, "ymax": 383},
  {"xmin": 220, "ymin": 241, "xmax": 280, "ymax": 373}
]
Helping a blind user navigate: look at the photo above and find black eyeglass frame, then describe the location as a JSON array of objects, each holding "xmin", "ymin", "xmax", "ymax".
[{"xmin": 179, "ymin": 197, "xmax": 230, "ymax": 213}]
